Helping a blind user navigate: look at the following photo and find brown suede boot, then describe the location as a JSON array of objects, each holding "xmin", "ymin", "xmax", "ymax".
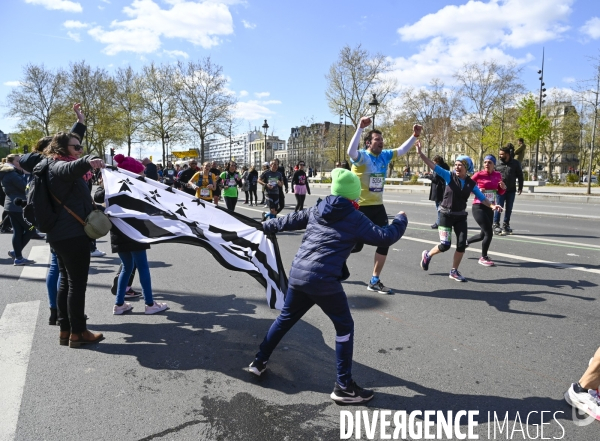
[
  {"xmin": 59, "ymin": 331, "xmax": 70, "ymax": 346},
  {"xmin": 69, "ymin": 330, "xmax": 104, "ymax": 348}
]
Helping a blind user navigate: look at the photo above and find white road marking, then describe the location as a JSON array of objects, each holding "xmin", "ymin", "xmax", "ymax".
[
  {"xmin": 409, "ymin": 221, "xmax": 600, "ymax": 249},
  {"xmin": 19, "ymin": 245, "xmax": 50, "ymax": 281},
  {"xmin": 0, "ymin": 301, "xmax": 40, "ymax": 441},
  {"xmin": 401, "ymin": 236, "xmax": 600, "ymax": 275}
]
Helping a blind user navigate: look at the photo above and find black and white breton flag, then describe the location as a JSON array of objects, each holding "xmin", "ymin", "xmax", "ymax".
[{"xmin": 101, "ymin": 167, "xmax": 287, "ymax": 309}]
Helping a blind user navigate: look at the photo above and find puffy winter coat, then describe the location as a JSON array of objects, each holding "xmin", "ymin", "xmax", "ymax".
[
  {"xmin": 263, "ymin": 195, "xmax": 408, "ymax": 293},
  {"xmin": 0, "ymin": 164, "xmax": 27, "ymax": 212}
]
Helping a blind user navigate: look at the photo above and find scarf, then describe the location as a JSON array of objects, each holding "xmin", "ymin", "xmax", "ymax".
[{"xmin": 54, "ymin": 155, "xmax": 93, "ymax": 182}]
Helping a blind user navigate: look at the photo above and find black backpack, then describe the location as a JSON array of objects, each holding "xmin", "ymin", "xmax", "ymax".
[{"xmin": 23, "ymin": 158, "xmax": 64, "ymax": 233}]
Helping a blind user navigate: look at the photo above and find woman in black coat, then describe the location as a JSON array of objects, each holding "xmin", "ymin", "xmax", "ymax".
[
  {"xmin": 44, "ymin": 132, "xmax": 106, "ymax": 348},
  {"xmin": 428, "ymin": 156, "xmax": 450, "ymax": 229}
]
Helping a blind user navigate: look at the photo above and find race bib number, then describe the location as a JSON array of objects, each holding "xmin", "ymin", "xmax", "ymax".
[
  {"xmin": 483, "ymin": 190, "xmax": 496, "ymax": 201},
  {"xmin": 368, "ymin": 173, "xmax": 385, "ymax": 192},
  {"xmin": 268, "ymin": 177, "xmax": 279, "ymax": 188},
  {"xmin": 167, "ymin": 170, "xmax": 174, "ymax": 176},
  {"xmin": 438, "ymin": 226, "xmax": 452, "ymax": 246},
  {"xmin": 228, "ymin": 179, "xmax": 236, "ymax": 187},
  {"xmin": 200, "ymin": 188, "xmax": 210, "ymax": 197},
  {"xmin": 298, "ymin": 176, "xmax": 306, "ymax": 185}
]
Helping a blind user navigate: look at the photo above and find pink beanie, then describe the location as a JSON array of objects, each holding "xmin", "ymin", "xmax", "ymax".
[{"xmin": 114, "ymin": 154, "xmax": 145, "ymax": 174}]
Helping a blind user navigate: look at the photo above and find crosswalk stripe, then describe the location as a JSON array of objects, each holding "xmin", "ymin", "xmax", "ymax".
[
  {"xmin": 0, "ymin": 301, "xmax": 40, "ymax": 441},
  {"xmin": 19, "ymin": 245, "xmax": 50, "ymax": 281}
]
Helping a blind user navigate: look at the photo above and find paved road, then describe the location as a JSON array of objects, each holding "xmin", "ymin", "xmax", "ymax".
[{"xmin": 1, "ymin": 194, "xmax": 599, "ymax": 440}]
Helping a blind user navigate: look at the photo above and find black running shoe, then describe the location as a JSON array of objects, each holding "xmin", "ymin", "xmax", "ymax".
[
  {"xmin": 367, "ymin": 280, "xmax": 391, "ymax": 294},
  {"xmin": 248, "ymin": 359, "xmax": 267, "ymax": 376},
  {"xmin": 111, "ymin": 275, "xmax": 118, "ymax": 295},
  {"xmin": 330, "ymin": 381, "xmax": 374, "ymax": 404}
]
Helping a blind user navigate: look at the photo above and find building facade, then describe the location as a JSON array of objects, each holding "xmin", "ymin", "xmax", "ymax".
[
  {"xmin": 249, "ymin": 135, "xmax": 286, "ymax": 166},
  {"xmin": 204, "ymin": 130, "xmax": 262, "ymax": 166}
]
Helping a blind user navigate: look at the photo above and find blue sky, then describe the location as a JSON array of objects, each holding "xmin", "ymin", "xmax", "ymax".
[{"xmin": 1, "ymin": 0, "xmax": 599, "ymax": 158}]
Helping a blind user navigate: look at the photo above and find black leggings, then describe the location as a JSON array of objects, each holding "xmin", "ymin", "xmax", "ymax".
[
  {"xmin": 224, "ymin": 196, "xmax": 238, "ymax": 212},
  {"xmin": 438, "ymin": 213, "xmax": 468, "ymax": 253},
  {"xmin": 8, "ymin": 212, "xmax": 34, "ymax": 259},
  {"xmin": 249, "ymin": 185, "xmax": 258, "ymax": 204},
  {"xmin": 51, "ymin": 235, "xmax": 92, "ymax": 333},
  {"xmin": 468, "ymin": 204, "xmax": 494, "ymax": 256},
  {"xmin": 294, "ymin": 194, "xmax": 306, "ymax": 212}
]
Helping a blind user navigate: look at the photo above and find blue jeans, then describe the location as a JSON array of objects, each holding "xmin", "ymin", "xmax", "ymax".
[
  {"xmin": 435, "ymin": 201, "xmax": 441, "ymax": 224},
  {"xmin": 116, "ymin": 250, "xmax": 153, "ymax": 306},
  {"xmin": 256, "ymin": 287, "xmax": 354, "ymax": 387},
  {"xmin": 46, "ymin": 251, "xmax": 61, "ymax": 308},
  {"xmin": 494, "ymin": 191, "xmax": 516, "ymax": 224}
]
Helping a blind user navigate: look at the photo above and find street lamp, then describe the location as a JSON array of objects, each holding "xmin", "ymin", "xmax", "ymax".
[
  {"xmin": 164, "ymin": 132, "xmax": 170, "ymax": 164},
  {"xmin": 369, "ymin": 93, "xmax": 380, "ymax": 130},
  {"xmin": 7, "ymin": 137, "xmax": 11, "ymax": 154},
  {"xmin": 533, "ymin": 48, "xmax": 547, "ymax": 181},
  {"xmin": 262, "ymin": 119, "xmax": 269, "ymax": 162}
]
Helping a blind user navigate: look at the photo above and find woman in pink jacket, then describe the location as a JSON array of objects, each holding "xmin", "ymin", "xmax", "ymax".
[{"xmin": 467, "ymin": 155, "xmax": 506, "ymax": 267}]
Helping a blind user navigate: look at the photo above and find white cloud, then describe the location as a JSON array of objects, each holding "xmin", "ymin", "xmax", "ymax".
[
  {"xmin": 3, "ymin": 81, "xmax": 21, "ymax": 87},
  {"xmin": 254, "ymin": 91, "xmax": 270, "ymax": 98},
  {"xmin": 67, "ymin": 31, "xmax": 81, "ymax": 42},
  {"xmin": 262, "ymin": 100, "xmax": 281, "ymax": 105},
  {"xmin": 241, "ymin": 19, "xmax": 255, "ymax": 29},
  {"xmin": 389, "ymin": 0, "xmax": 573, "ymax": 87},
  {"xmin": 25, "ymin": 0, "xmax": 82, "ymax": 12},
  {"xmin": 563, "ymin": 77, "xmax": 576, "ymax": 83},
  {"xmin": 88, "ymin": 0, "xmax": 234, "ymax": 55},
  {"xmin": 580, "ymin": 17, "xmax": 600, "ymax": 39},
  {"xmin": 163, "ymin": 49, "xmax": 189, "ymax": 58},
  {"xmin": 234, "ymin": 100, "xmax": 275, "ymax": 120},
  {"xmin": 238, "ymin": 90, "xmax": 248, "ymax": 97},
  {"xmin": 63, "ymin": 20, "xmax": 88, "ymax": 28}
]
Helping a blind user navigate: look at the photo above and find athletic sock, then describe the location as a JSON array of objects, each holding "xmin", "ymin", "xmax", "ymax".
[
  {"xmin": 370, "ymin": 276, "xmax": 379, "ymax": 284},
  {"xmin": 574, "ymin": 382, "xmax": 588, "ymax": 393}
]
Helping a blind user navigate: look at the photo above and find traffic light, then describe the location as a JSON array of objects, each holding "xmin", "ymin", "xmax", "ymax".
[
  {"xmin": 23, "ymin": 145, "xmax": 29, "ymax": 154},
  {"xmin": 110, "ymin": 148, "xmax": 115, "ymax": 156}
]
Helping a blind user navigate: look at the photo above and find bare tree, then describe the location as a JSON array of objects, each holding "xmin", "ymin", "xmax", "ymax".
[
  {"xmin": 574, "ymin": 53, "xmax": 600, "ymax": 194},
  {"xmin": 401, "ymin": 79, "xmax": 460, "ymax": 160},
  {"xmin": 139, "ymin": 62, "xmax": 181, "ymax": 165},
  {"xmin": 454, "ymin": 61, "xmax": 524, "ymax": 167},
  {"xmin": 5, "ymin": 63, "xmax": 66, "ymax": 136},
  {"xmin": 325, "ymin": 44, "xmax": 398, "ymax": 128},
  {"xmin": 112, "ymin": 66, "xmax": 145, "ymax": 157},
  {"xmin": 173, "ymin": 58, "xmax": 237, "ymax": 163},
  {"xmin": 65, "ymin": 61, "xmax": 121, "ymax": 157}
]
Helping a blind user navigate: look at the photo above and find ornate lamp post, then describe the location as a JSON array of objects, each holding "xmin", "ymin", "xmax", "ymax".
[
  {"xmin": 262, "ymin": 119, "xmax": 269, "ymax": 163},
  {"xmin": 534, "ymin": 49, "xmax": 547, "ymax": 180},
  {"xmin": 369, "ymin": 93, "xmax": 380, "ymax": 130},
  {"xmin": 164, "ymin": 132, "xmax": 170, "ymax": 163}
]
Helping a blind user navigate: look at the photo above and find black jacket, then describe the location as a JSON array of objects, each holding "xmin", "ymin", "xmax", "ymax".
[
  {"xmin": 496, "ymin": 158, "xmax": 524, "ymax": 193},
  {"xmin": 94, "ymin": 187, "xmax": 150, "ymax": 253},
  {"xmin": 145, "ymin": 162, "xmax": 158, "ymax": 180},
  {"xmin": 429, "ymin": 162, "xmax": 450, "ymax": 203},
  {"xmin": 0, "ymin": 164, "xmax": 27, "ymax": 213},
  {"xmin": 43, "ymin": 156, "xmax": 96, "ymax": 243}
]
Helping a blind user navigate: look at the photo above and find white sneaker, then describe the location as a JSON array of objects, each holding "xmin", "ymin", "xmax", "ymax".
[
  {"xmin": 113, "ymin": 303, "xmax": 133, "ymax": 315},
  {"xmin": 565, "ymin": 383, "xmax": 600, "ymax": 421},
  {"xmin": 91, "ymin": 249, "xmax": 106, "ymax": 257},
  {"xmin": 145, "ymin": 302, "xmax": 169, "ymax": 315}
]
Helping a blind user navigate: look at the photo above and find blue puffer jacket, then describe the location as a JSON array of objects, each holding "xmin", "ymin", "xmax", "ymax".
[{"xmin": 263, "ymin": 195, "xmax": 408, "ymax": 294}]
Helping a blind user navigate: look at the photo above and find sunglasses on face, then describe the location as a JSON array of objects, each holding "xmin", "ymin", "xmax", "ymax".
[{"xmin": 69, "ymin": 144, "xmax": 83, "ymax": 151}]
